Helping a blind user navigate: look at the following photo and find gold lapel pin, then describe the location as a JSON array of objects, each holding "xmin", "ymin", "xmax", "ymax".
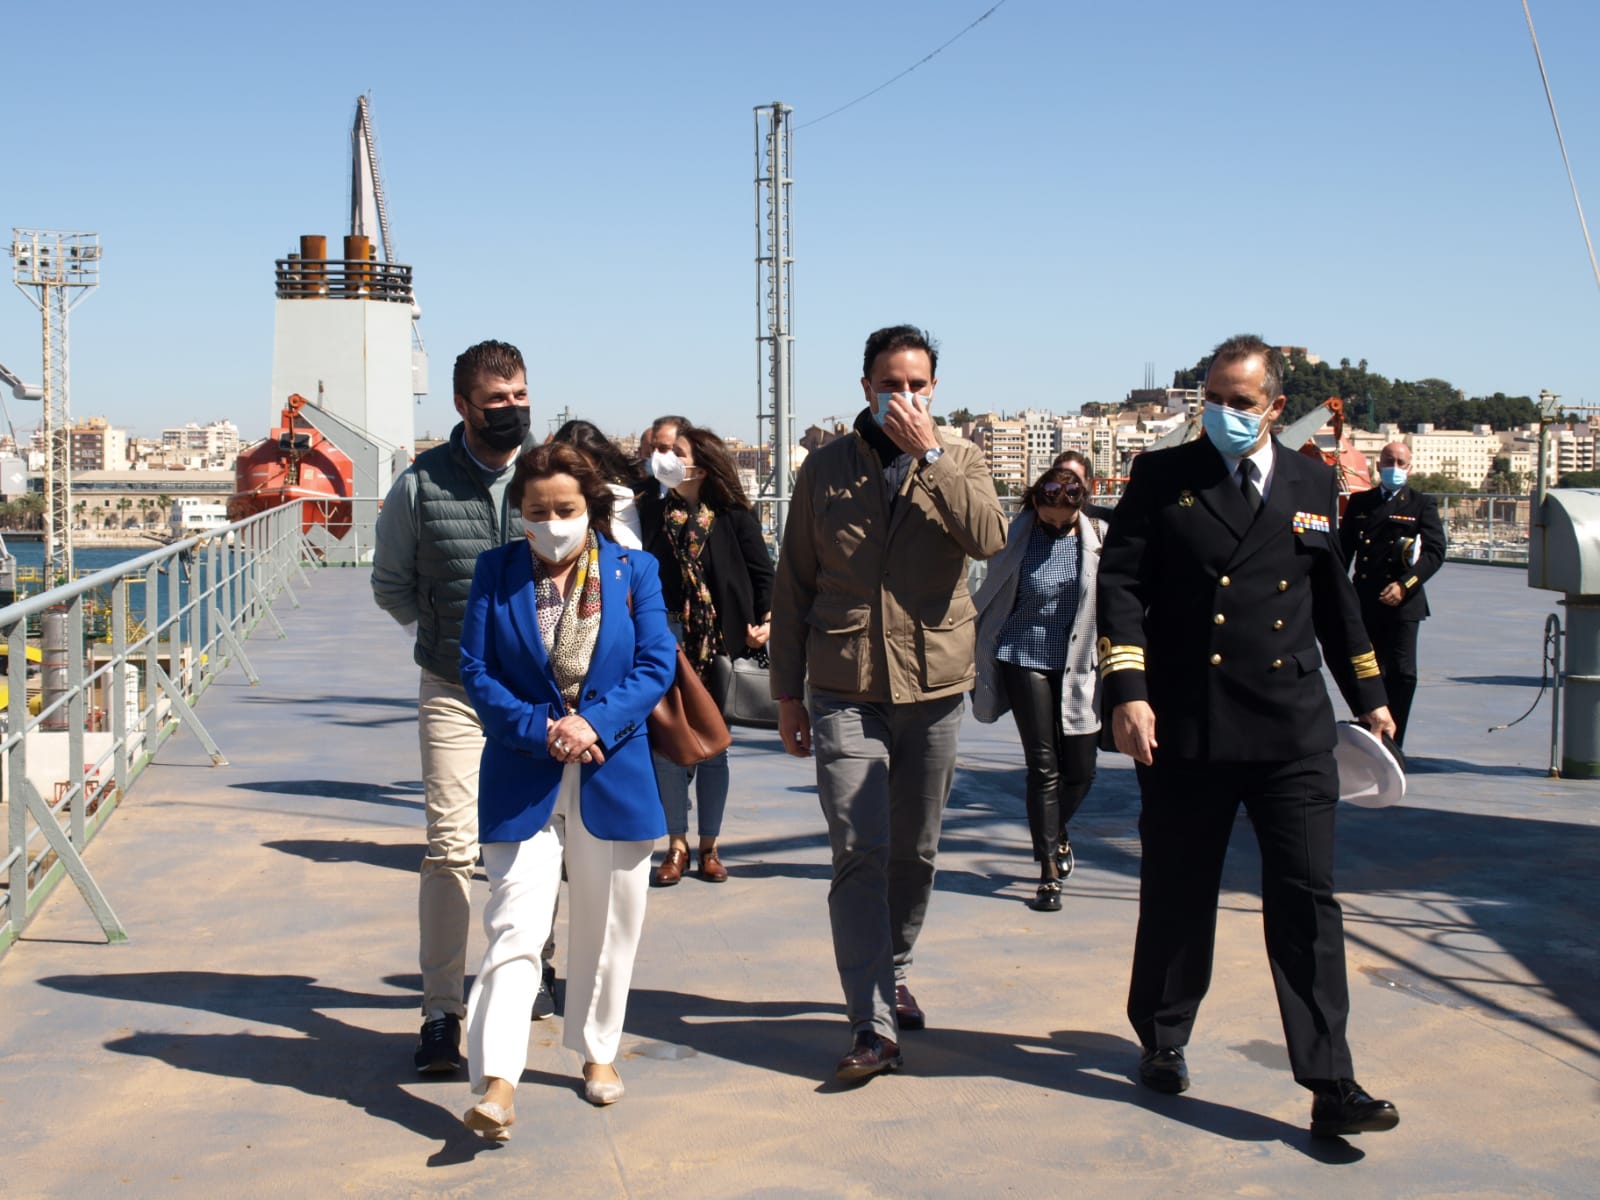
[{"xmin": 1179, "ymin": 489, "xmax": 1195, "ymax": 507}]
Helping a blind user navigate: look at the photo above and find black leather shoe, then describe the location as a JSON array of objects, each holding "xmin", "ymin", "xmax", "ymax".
[
  {"xmin": 1138, "ymin": 1046, "xmax": 1190, "ymax": 1094},
  {"xmin": 1029, "ymin": 880, "xmax": 1062, "ymax": 912},
  {"xmin": 531, "ymin": 963, "xmax": 557, "ymax": 1021},
  {"xmin": 1055, "ymin": 839, "xmax": 1075, "ymax": 879},
  {"xmin": 414, "ymin": 1014, "xmax": 462, "ymax": 1074},
  {"xmin": 835, "ymin": 1031, "xmax": 902, "ymax": 1082},
  {"xmin": 1311, "ymin": 1079, "xmax": 1399, "ymax": 1137},
  {"xmin": 894, "ymin": 984, "xmax": 926, "ymax": 1031}
]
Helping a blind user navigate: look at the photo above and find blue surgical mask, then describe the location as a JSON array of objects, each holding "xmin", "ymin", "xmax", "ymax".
[
  {"xmin": 873, "ymin": 391, "xmax": 931, "ymax": 427},
  {"xmin": 1201, "ymin": 401, "xmax": 1267, "ymax": 458},
  {"xmin": 1379, "ymin": 466, "xmax": 1407, "ymax": 491}
]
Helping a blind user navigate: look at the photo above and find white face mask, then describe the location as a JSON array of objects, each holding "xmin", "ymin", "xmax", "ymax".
[
  {"xmin": 649, "ymin": 449, "xmax": 686, "ymax": 488},
  {"xmin": 524, "ymin": 515, "xmax": 589, "ymax": 563}
]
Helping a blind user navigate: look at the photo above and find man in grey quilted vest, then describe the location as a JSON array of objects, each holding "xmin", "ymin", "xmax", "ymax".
[{"xmin": 372, "ymin": 340, "xmax": 540, "ymax": 1073}]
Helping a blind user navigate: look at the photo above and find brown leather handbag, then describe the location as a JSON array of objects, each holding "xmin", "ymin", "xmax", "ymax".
[
  {"xmin": 649, "ymin": 645, "xmax": 733, "ymax": 766},
  {"xmin": 626, "ymin": 575, "xmax": 733, "ymax": 765}
]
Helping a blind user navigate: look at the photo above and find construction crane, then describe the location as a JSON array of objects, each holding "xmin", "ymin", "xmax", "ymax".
[
  {"xmin": 0, "ymin": 359, "xmax": 42, "ymax": 401},
  {"xmin": 0, "ymin": 357, "xmax": 42, "ymax": 457}
]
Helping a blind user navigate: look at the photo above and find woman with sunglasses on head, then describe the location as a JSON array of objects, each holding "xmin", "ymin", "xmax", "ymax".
[
  {"xmin": 638, "ymin": 425, "xmax": 774, "ymax": 885},
  {"xmin": 1053, "ymin": 449, "xmax": 1116, "ymax": 523},
  {"xmin": 972, "ymin": 466, "xmax": 1106, "ymax": 912}
]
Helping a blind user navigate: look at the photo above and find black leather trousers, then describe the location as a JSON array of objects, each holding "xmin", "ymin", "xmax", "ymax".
[{"xmin": 997, "ymin": 661, "xmax": 1098, "ymax": 863}]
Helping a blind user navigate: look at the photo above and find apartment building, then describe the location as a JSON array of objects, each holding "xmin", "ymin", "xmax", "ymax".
[
  {"xmin": 69, "ymin": 416, "xmax": 128, "ymax": 473},
  {"xmin": 161, "ymin": 420, "xmax": 241, "ymax": 468},
  {"xmin": 1408, "ymin": 424, "xmax": 1499, "ymax": 487},
  {"xmin": 966, "ymin": 413, "xmax": 1029, "ymax": 494},
  {"xmin": 1551, "ymin": 427, "xmax": 1597, "ymax": 479}
]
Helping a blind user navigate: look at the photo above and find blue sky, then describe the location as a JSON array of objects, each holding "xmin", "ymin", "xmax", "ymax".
[{"xmin": 2, "ymin": 0, "xmax": 1596, "ymax": 445}]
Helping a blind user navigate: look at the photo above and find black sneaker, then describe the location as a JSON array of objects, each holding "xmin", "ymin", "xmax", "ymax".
[
  {"xmin": 532, "ymin": 964, "xmax": 558, "ymax": 1021},
  {"xmin": 414, "ymin": 1014, "xmax": 462, "ymax": 1074}
]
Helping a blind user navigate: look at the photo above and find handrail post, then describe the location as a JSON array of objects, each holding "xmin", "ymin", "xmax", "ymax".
[
  {"xmin": 111, "ymin": 582, "xmax": 129, "ymax": 795},
  {"xmin": 67, "ymin": 594, "xmax": 86, "ymax": 846}
]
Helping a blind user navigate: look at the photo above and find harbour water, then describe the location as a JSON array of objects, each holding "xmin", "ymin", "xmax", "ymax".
[{"xmin": 1, "ymin": 540, "xmax": 244, "ymax": 640}]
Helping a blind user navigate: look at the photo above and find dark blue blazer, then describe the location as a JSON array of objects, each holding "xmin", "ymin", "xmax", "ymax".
[
  {"xmin": 1097, "ymin": 438, "xmax": 1387, "ymax": 764},
  {"xmin": 459, "ymin": 534, "xmax": 675, "ymax": 844}
]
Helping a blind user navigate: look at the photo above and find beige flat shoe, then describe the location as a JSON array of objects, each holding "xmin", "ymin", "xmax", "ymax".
[
  {"xmin": 583, "ymin": 1071, "xmax": 625, "ymax": 1106},
  {"xmin": 462, "ymin": 1099, "xmax": 516, "ymax": 1141}
]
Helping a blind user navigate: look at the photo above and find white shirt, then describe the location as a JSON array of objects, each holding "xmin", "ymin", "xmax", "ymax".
[{"xmin": 1220, "ymin": 439, "xmax": 1276, "ymax": 502}]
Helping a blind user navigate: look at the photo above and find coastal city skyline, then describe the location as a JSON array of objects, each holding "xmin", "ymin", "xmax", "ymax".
[{"xmin": 1, "ymin": 1, "xmax": 1597, "ymax": 446}]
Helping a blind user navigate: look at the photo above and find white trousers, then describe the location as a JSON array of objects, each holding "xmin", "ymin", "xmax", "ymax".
[{"xmin": 466, "ymin": 764, "xmax": 652, "ymax": 1093}]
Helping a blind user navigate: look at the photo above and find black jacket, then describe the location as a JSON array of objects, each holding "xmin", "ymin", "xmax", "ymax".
[
  {"xmin": 640, "ymin": 494, "xmax": 775, "ymax": 660},
  {"xmin": 1338, "ymin": 485, "xmax": 1446, "ymax": 622},
  {"xmin": 1097, "ymin": 438, "xmax": 1387, "ymax": 764}
]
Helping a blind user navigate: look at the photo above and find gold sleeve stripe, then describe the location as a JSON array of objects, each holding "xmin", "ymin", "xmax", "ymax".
[
  {"xmin": 1405, "ymin": 576, "xmax": 1419, "ymax": 589},
  {"xmin": 1100, "ymin": 645, "xmax": 1146, "ymax": 676},
  {"xmin": 1101, "ymin": 653, "xmax": 1146, "ymax": 670},
  {"xmin": 1351, "ymin": 650, "xmax": 1380, "ymax": 680}
]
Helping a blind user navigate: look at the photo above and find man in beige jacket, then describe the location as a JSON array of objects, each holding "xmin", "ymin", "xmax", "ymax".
[{"xmin": 770, "ymin": 325, "xmax": 1007, "ymax": 1083}]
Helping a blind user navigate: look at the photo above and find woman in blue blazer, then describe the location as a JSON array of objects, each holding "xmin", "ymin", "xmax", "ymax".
[{"xmin": 457, "ymin": 443, "xmax": 676, "ymax": 1140}]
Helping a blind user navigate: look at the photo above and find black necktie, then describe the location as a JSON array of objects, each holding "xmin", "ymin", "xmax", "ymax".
[{"xmin": 1238, "ymin": 461, "xmax": 1260, "ymax": 515}]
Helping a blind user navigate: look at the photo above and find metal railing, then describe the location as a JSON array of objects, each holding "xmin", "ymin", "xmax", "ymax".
[
  {"xmin": 0, "ymin": 500, "xmax": 347, "ymax": 958},
  {"xmin": 964, "ymin": 489, "xmax": 1531, "ymax": 592},
  {"xmin": 1434, "ymin": 493, "xmax": 1529, "ymax": 565},
  {"xmin": 274, "ymin": 258, "xmax": 414, "ymax": 304}
]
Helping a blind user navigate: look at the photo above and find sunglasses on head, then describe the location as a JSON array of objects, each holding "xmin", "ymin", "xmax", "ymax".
[{"xmin": 1039, "ymin": 481, "xmax": 1085, "ymax": 504}]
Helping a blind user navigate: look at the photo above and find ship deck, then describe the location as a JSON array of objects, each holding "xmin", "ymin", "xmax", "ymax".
[{"xmin": 1, "ymin": 562, "xmax": 1595, "ymax": 1198}]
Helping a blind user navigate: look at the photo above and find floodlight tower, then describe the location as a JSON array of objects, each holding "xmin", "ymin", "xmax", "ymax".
[
  {"xmin": 11, "ymin": 229, "xmax": 100, "ymax": 582},
  {"xmin": 754, "ymin": 102, "xmax": 794, "ymax": 538}
]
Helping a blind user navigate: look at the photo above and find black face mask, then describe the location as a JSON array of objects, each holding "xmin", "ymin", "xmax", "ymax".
[{"xmin": 473, "ymin": 403, "xmax": 530, "ymax": 452}]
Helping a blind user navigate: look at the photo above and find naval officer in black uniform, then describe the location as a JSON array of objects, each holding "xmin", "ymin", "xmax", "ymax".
[
  {"xmin": 1097, "ymin": 334, "xmax": 1400, "ymax": 1138},
  {"xmin": 1339, "ymin": 441, "xmax": 1446, "ymax": 748}
]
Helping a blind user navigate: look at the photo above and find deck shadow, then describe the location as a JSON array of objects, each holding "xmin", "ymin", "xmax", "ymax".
[
  {"xmin": 38, "ymin": 971, "xmax": 493, "ymax": 1163},
  {"xmin": 231, "ymin": 779, "xmax": 424, "ymax": 810},
  {"xmin": 265, "ymin": 838, "xmax": 421, "ymax": 873},
  {"xmin": 623, "ymin": 988, "xmax": 1360, "ymax": 1162}
]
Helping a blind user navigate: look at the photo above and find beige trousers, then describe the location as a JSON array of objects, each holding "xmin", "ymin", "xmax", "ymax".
[
  {"xmin": 466, "ymin": 765, "xmax": 652, "ymax": 1093},
  {"xmin": 417, "ymin": 669, "xmax": 484, "ymax": 1019}
]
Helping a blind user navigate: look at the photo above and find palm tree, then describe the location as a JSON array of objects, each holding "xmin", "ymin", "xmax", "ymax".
[
  {"xmin": 155, "ymin": 493, "xmax": 173, "ymax": 535},
  {"xmin": 116, "ymin": 496, "xmax": 134, "ymax": 529},
  {"xmin": 17, "ymin": 493, "xmax": 45, "ymax": 531},
  {"xmin": 73, "ymin": 500, "xmax": 86, "ymax": 530}
]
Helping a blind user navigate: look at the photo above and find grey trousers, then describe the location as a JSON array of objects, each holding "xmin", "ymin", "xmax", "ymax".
[{"xmin": 810, "ymin": 691, "xmax": 964, "ymax": 1040}]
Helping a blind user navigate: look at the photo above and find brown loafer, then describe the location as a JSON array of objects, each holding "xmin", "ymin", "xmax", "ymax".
[
  {"xmin": 835, "ymin": 1031, "xmax": 902, "ymax": 1083},
  {"xmin": 895, "ymin": 984, "xmax": 926, "ymax": 1032},
  {"xmin": 697, "ymin": 845, "xmax": 729, "ymax": 883},
  {"xmin": 653, "ymin": 847, "xmax": 688, "ymax": 887}
]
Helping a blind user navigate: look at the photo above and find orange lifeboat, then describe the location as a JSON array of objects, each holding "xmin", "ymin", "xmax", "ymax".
[
  {"xmin": 1294, "ymin": 397, "xmax": 1373, "ymax": 512},
  {"xmin": 230, "ymin": 394, "xmax": 355, "ymax": 537}
]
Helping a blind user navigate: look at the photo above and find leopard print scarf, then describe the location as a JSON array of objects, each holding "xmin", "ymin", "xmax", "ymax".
[{"xmin": 534, "ymin": 531, "xmax": 603, "ymax": 710}]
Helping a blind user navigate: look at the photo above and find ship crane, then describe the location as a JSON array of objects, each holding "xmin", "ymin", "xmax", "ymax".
[{"xmin": 351, "ymin": 94, "xmax": 426, "ymax": 401}]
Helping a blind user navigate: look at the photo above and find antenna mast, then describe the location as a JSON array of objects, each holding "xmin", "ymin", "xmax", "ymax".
[
  {"xmin": 11, "ymin": 229, "xmax": 100, "ymax": 582},
  {"xmin": 754, "ymin": 102, "xmax": 794, "ymax": 539}
]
